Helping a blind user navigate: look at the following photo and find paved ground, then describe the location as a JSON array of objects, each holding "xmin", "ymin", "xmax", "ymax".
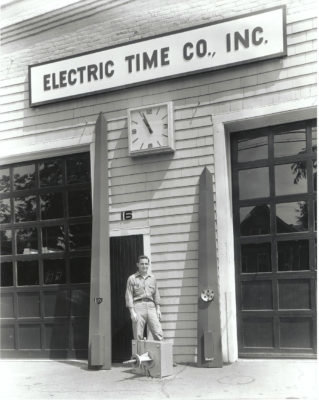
[{"xmin": 0, "ymin": 359, "xmax": 317, "ymax": 400}]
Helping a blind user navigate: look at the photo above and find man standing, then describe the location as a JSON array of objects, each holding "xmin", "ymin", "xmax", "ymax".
[{"xmin": 125, "ymin": 255, "xmax": 163, "ymax": 341}]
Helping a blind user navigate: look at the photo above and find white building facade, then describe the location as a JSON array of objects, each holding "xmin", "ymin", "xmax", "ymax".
[{"xmin": 0, "ymin": 0, "xmax": 317, "ymax": 365}]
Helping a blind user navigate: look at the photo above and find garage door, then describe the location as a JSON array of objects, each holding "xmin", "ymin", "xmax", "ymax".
[
  {"xmin": 0, "ymin": 152, "xmax": 92, "ymax": 358},
  {"xmin": 231, "ymin": 120, "xmax": 317, "ymax": 358}
]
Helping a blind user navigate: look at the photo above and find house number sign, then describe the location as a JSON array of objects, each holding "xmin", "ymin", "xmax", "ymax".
[{"xmin": 121, "ymin": 211, "xmax": 133, "ymax": 220}]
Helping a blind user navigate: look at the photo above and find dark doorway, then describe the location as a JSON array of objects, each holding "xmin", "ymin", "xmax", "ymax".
[
  {"xmin": 231, "ymin": 120, "xmax": 317, "ymax": 358},
  {"xmin": 110, "ymin": 235, "xmax": 144, "ymax": 362}
]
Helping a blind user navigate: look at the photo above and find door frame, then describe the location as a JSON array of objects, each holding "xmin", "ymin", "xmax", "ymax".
[{"xmin": 212, "ymin": 98, "xmax": 316, "ymax": 363}]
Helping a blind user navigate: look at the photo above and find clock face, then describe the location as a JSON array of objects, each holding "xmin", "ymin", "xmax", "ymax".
[{"xmin": 128, "ymin": 102, "xmax": 174, "ymax": 156}]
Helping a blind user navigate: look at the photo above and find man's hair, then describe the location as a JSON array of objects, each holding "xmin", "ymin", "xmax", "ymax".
[{"xmin": 137, "ymin": 255, "xmax": 149, "ymax": 263}]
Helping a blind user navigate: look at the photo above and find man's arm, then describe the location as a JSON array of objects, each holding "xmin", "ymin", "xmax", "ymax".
[
  {"xmin": 154, "ymin": 279, "xmax": 161, "ymax": 321},
  {"xmin": 125, "ymin": 277, "xmax": 138, "ymax": 322}
]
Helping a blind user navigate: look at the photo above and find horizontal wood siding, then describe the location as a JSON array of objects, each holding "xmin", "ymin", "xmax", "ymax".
[
  {"xmin": 106, "ymin": 105, "xmax": 213, "ymax": 362},
  {"xmin": 0, "ymin": 0, "xmax": 317, "ymax": 363}
]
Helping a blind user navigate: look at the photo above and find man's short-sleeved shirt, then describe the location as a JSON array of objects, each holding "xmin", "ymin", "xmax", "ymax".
[{"xmin": 125, "ymin": 272, "xmax": 160, "ymax": 308}]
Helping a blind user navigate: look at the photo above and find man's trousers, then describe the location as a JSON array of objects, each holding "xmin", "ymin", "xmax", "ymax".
[{"xmin": 132, "ymin": 300, "xmax": 163, "ymax": 341}]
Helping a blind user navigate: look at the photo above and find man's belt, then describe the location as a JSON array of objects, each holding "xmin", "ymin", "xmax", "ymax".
[{"xmin": 134, "ymin": 298, "xmax": 153, "ymax": 303}]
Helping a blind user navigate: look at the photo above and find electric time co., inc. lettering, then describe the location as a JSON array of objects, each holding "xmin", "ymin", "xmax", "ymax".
[{"xmin": 43, "ymin": 61, "xmax": 114, "ymax": 91}]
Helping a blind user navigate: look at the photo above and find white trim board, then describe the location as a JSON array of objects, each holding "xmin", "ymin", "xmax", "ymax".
[{"xmin": 0, "ymin": 141, "xmax": 91, "ymax": 166}]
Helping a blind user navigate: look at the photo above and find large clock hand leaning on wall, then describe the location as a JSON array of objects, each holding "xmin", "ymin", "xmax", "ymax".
[{"xmin": 140, "ymin": 112, "xmax": 153, "ymax": 134}]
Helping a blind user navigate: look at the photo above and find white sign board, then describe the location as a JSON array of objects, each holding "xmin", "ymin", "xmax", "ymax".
[{"xmin": 29, "ymin": 6, "xmax": 286, "ymax": 106}]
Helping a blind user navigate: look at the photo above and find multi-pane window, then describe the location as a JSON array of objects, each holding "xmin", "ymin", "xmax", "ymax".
[{"xmin": 0, "ymin": 152, "xmax": 92, "ymax": 287}]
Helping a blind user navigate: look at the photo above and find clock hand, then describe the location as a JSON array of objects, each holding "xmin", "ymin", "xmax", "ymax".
[{"xmin": 140, "ymin": 112, "xmax": 153, "ymax": 134}]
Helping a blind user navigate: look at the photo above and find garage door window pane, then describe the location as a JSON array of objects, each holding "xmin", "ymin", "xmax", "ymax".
[
  {"xmin": 19, "ymin": 325, "xmax": 41, "ymax": 348},
  {"xmin": 68, "ymin": 190, "xmax": 92, "ymax": 217},
  {"xmin": 240, "ymin": 205, "xmax": 270, "ymax": 236},
  {"xmin": 274, "ymin": 130, "xmax": 306, "ymax": 158},
  {"xmin": 69, "ymin": 223, "xmax": 92, "ymax": 251},
  {"xmin": 0, "ymin": 168, "xmax": 10, "ymax": 192},
  {"xmin": 278, "ymin": 279, "xmax": 311, "ymax": 310},
  {"xmin": 39, "ymin": 159, "xmax": 64, "ymax": 187},
  {"xmin": 238, "ymin": 136, "xmax": 268, "ymax": 162},
  {"xmin": 16, "ymin": 228, "xmax": 38, "ymax": 254},
  {"xmin": 241, "ymin": 243, "xmax": 271, "ymax": 273},
  {"xmin": 40, "ymin": 192, "xmax": 64, "ymax": 220},
  {"xmin": 13, "ymin": 164, "xmax": 35, "ymax": 190},
  {"xmin": 276, "ymin": 202, "xmax": 308, "ymax": 233},
  {"xmin": 278, "ymin": 240, "xmax": 309, "ymax": 271},
  {"xmin": 42, "ymin": 226, "xmax": 65, "ymax": 253},
  {"xmin": 14, "ymin": 195, "xmax": 37, "ymax": 222},
  {"xmin": 239, "ymin": 167, "xmax": 269, "ymax": 200},
  {"xmin": 0, "ymin": 325, "xmax": 15, "ymax": 349},
  {"xmin": 242, "ymin": 280, "xmax": 273, "ymax": 310},
  {"xmin": 280, "ymin": 318, "xmax": 312, "ymax": 349},
  {"xmin": 70, "ymin": 257, "xmax": 90, "ymax": 283},
  {"xmin": 17, "ymin": 261, "xmax": 39, "ymax": 286},
  {"xmin": 0, "ymin": 262, "xmax": 13, "ymax": 287},
  {"xmin": 275, "ymin": 163, "xmax": 307, "ymax": 196},
  {"xmin": 44, "ymin": 259, "xmax": 66, "ymax": 284},
  {"xmin": 242, "ymin": 318, "xmax": 274, "ymax": 348},
  {"xmin": 45, "ymin": 324, "xmax": 69, "ymax": 349},
  {"xmin": 67, "ymin": 154, "xmax": 90, "ymax": 184},
  {"xmin": 0, "ymin": 230, "xmax": 12, "ymax": 255},
  {"xmin": 0, "ymin": 198, "xmax": 11, "ymax": 223}
]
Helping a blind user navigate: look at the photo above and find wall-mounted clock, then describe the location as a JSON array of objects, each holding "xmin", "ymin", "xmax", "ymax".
[{"xmin": 128, "ymin": 102, "xmax": 175, "ymax": 157}]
